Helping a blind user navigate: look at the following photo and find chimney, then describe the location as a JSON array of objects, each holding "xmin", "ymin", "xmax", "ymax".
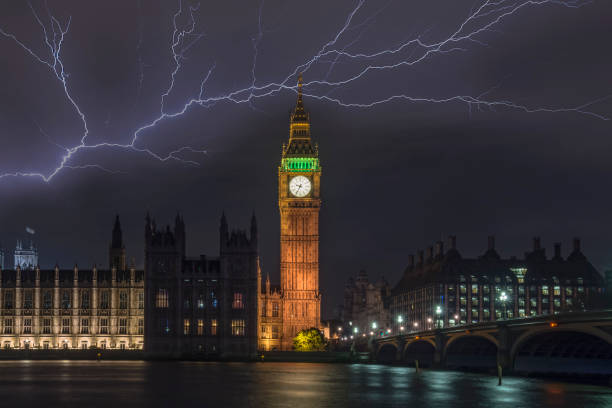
[
  {"xmin": 407, "ymin": 254, "xmax": 414, "ymax": 268},
  {"xmin": 435, "ymin": 241, "xmax": 444, "ymax": 258},
  {"xmin": 533, "ymin": 237, "xmax": 541, "ymax": 251},
  {"xmin": 573, "ymin": 237, "xmax": 581, "ymax": 252},
  {"xmin": 448, "ymin": 235, "xmax": 457, "ymax": 250},
  {"xmin": 488, "ymin": 236, "xmax": 495, "ymax": 251},
  {"xmin": 417, "ymin": 250, "xmax": 424, "ymax": 265},
  {"xmin": 554, "ymin": 242, "xmax": 561, "ymax": 259}
]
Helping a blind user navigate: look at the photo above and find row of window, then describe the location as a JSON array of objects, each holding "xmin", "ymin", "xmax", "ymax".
[
  {"xmin": 0, "ymin": 291, "xmax": 144, "ymax": 310},
  {"xmin": 2, "ymin": 318, "xmax": 143, "ymax": 335},
  {"xmin": 261, "ymin": 302, "xmax": 280, "ymax": 317},
  {"xmin": 155, "ymin": 289, "xmax": 245, "ymax": 310},
  {"xmin": 165, "ymin": 318, "xmax": 247, "ymax": 337}
]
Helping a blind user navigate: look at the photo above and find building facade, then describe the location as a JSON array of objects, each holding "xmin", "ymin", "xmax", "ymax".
[
  {"xmin": 0, "ymin": 217, "xmax": 144, "ymax": 350},
  {"xmin": 259, "ymin": 75, "xmax": 322, "ymax": 351},
  {"xmin": 14, "ymin": 238, "xmax": 38, "ymax": 270},
  {"xmin": 390, "ymin": 236, "xmax": 607, "ymax": 333},
  {"xmin": 343, "ymin": 270, "xmax": 391, "ymax": 334},
  {"xmin": 144, "ymin": 213, "xmax": 260, "ymax": 357}
]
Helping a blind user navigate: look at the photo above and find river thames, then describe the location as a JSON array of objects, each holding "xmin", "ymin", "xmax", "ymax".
[{"xmin": 0, "ymin": 361, "xmax": 610, "ymax": 407}]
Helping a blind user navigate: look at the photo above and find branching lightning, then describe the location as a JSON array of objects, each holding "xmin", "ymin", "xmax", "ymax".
[{"xmin": 0, "ymin": 0, "xmax": 608, "ymax": 183}]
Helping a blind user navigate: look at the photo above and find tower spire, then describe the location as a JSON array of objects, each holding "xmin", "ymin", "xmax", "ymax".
[{"xmin": 290, "ymin": 74, "xmax": 309, "ymax": 125}]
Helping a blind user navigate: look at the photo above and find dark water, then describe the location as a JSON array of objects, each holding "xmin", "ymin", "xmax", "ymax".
[{"xmin": 0, "ymin": 361, "xmax": 610, "ymax": 407}]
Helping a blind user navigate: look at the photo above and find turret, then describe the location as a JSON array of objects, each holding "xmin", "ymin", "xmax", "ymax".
[{"xmin": 109, "ymin": 214, "xmax": 127, "ymax": 271}]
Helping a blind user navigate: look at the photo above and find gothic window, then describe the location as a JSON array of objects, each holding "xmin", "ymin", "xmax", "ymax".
[
  {"xmin": 184, "ymin": 291, "xmax": 192, "ymax": 309},
  {"xmin": 3, "ymin": 319, "xmax": 13, "ymax": 334},
  {"xmin": 23, "ymin": 318, "xmax": 32, "ymax": 334},
  {"xmin": 232, "ymin": 293, "xmax": 244, "ymax": 309},
  {"xmin": 43, "ymin": 291, "xmax": 52, "ymax": 309},
  {"xmin": 138, "ymin": 319, "xmax": 144, "ymax": 335},
  {"xmin": 100, "ymin": 291, "xmax": 110, "ymax": 309},
  {"xmin": 80, "ymin": 319, "xmax": 89, "ymax": 334},
  {"xmin": 138, "ymin": 292, "xmax": 144, "ymax": 309},
  {"xmin": 119, "ymin": 318, "xmax": 128, "ymax": 334},
  {"xmin": 119, "ymin": 292, "xmax": 128, "ymax": 310},
  {"xmin": 23, "ymin": 290, "xmax": 33, "ymax": 309},
  {"xmin": 156, "ymin": 289, "xmax": 169, "ymax": 309},
  {"xmin": 197, "ymin": 291, "xmax": 205, "ymax": 309},
  {"xmin": 61, "ymin": 291, "xmax": 71, "ymax": 309},
  {"xmin": 210, "ymin": 291, "xmax": 218, "ymax": 308},
  {"xmin": 197, "ymin": 319, "xmax": 204, "ymax": 336},
  {"xmin": 231, "ymin": 319, "xmax": 245, "ymax": 336},
  {"xmin": 272, "ymin": 326, "xmax": 280, "ymax": 339},
  {"xmin": 43, "ymin": 318, "xmax": 51, "ymax": 334},
  {"xmin": 62, "ymin": 318, "xmax": 70, "ymax": 334},
  {"xmin": 100, "ymin": 318, "xmax": 109, "ymax": 334},
  {"xmin": 4, "ymin": 292, "xmax": 13, "ymax": 309},
  {"xmin": 81, "ymin": 291, "xmax": 90, "ymax": 309},
  {"xmin": 211, "ymin": 319, "xmax": 217, "ymax": 336},
  {"xmin": 159, "ymin": 319, "xmax": 170, "ymax": 335},
  {"xmin": 272, "ymin": 302, "xmax": 279, "ymax": 317},
  {"xmin": 183, "ymin": 319, "xmax": 191, "ymax": 336}
]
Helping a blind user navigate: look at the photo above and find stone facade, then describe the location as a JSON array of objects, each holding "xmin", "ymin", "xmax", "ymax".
[
  {"xmin": 343, "ymin": 270, "xmax": 391, "ymax": 334},
  {"xmin": 0, "ymin": 217, "xmax": 144, "ymax": 350},
  {"xmin": 144, "ymin": 213, "xmax": 260, "ymax": 357}
]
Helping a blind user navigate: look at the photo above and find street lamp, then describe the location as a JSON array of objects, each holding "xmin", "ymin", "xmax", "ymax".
[
  {"xmin": 371, "ymin": 322, "xmax": 377, "ymax": 329},
  {"xmin": 353, "ymin": 327, "xmax": 359, "ymax": 334},
  {"xmin": 435, "ymin": 305, "xmax": 443, "ymax": 329},
  {"xmin": 500, "ymin": 291, "xmax": 508, "ymax": 320},
  {"xmin": 397, "ymin": 315, "xmax": 403, "ymax": 323}
]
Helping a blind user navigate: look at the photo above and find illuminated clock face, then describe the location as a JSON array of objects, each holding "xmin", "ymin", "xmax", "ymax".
[{"xmin": 289, "ymin": 176, "xmax": 311, "ymax": 197}]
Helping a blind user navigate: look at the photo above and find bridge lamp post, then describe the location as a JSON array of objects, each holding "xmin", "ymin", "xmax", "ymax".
[
  {"xmin": 435, "ymin": 305, "xmax": 443, "ymax": 329},
  {"xmin": 500, "ymin": 291, "xmax": 508, "ymax": 320},
  {"xmin": 371, "ymin": 322, "xmax": 377, "ymax": 330},
  {"xmin": 454, "ymin": 314, "xmax": 459, "ymax": 326}
]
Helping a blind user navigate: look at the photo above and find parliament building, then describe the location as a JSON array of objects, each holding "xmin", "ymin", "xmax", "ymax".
[{"xmin": 0, "ymin": 217, "xmax": 145, "ymax": 350}]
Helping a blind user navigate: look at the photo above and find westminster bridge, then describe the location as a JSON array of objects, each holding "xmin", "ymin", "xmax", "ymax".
[{"xmin": 371, "ymin": 310, "xmax": 612, "ymax": 375}]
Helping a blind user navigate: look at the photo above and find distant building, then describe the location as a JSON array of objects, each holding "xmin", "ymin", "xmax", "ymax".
[
  {"xmin": 14, "ymin": 239, "xmax": 38, "ymax": 270},
  {"xmin": 391, "ymin": 236, "xmax": 607, "ymax": 333},
  {"xmin": 0, "ymin": 216, "xmax": 144, "ymax": 350},
  {"xmin": 144, "ymin": 212, "xmax": 260, "ymax": 358},
  {"xmin": 343, "ymin": 270, "xmax": 391, "ymax": 334}
]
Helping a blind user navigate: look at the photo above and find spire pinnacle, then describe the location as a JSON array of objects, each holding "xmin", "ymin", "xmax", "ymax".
[{"xmin": 290, "ymin": 74, "xmax": 308, "ymax": 124}]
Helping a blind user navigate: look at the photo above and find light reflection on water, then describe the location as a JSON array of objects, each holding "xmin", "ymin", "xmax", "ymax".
[{"xmin": 0, "ymin": 361, "xmax": 609, "ymax": 407}]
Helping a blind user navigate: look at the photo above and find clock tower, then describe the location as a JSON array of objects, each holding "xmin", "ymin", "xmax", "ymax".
[{"xmin": 278, "ymin": 75, "xmax": 321, "ymax": 349}]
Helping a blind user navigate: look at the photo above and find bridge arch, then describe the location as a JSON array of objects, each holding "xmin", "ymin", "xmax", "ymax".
[
  {"xmin": 376, "ymin": 343, "xmax": 398, "ymax": 364},
  {"xmin": 403, "ymin": 340, "xmax": 436, "ymax": 367},
  {"xmin": 512, "ymin": 327, "xmax": 612, "ymax": 375},
  {"xmin": 444, "ymin": 333, "xmax": 498, "ymax": 369}
]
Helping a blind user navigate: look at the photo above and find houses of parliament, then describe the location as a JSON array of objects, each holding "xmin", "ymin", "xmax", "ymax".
[{"xmin": 0, "ymin": 77, "xmax": 322, "ymax": 355}]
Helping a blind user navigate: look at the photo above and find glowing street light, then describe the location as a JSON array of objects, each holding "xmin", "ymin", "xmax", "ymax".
[
  {"xmin": 371, "ymin": 322, "xmax": 377, "ymax": 329},
  {"xmin": 353, "ymin": 327, "xmax": 359, "ymax": 334},
  {"xmin": 500, "ymin": 291, "xmax": 508, "ymax": 320},
  {"xmin": 338, "ymin": 327, "xmax": 342, "ymax": 332},
  {"xmin": 397, "ymin": 315, "xmax": 403, "ymax": 323},
  {"xmin": 435, "ymin": 305, "xmax": 443, "ymax": 328},
  {"xmin": 400, "ymin": 326, "xmax": 405, "ymax": 332}
]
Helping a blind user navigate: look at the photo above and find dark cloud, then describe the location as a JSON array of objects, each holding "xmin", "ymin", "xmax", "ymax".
[{"xmin": 0, "ymin": 0, "xmax": 610, "ymax": 316}]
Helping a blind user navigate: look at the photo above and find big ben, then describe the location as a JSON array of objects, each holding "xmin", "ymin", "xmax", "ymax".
[{"xmin": 279, "ymin": 74, "xmax": 321, "ymax": 349}]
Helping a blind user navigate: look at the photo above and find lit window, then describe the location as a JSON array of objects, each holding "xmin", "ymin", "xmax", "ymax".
[
  {"xmin": 184, "ymin": 319, "xmax": 191, "ymax": 336},
  {"xmin": 138, "ymin": 319, "xmax": 144, "ymax": 335},
  {"xmin": 197, "ymin": 292, "xmax": 205, "ymax": 309},
  {"xmin": 272, "ymin": 326, "xmax": 280, "ymax": 339},
  {"xmin": 232, "ymin": 293, "xmax": 244, "ymax": 309},
  {"xmin": 80, "ymin": 319, "xmax": 89, "ymax": 334},
  {"xmin": 138, "ymin": 293, "xmax": 144, "ymax": 309},
  {"xmin": 156, "ymin": 289, "xmax": 169, "ymax": 309},
  {"xmin": 60, "ymin": 318, "xmax": 70, "ymax": 334},
  {"xmin": 23, "ymin": 318, "xmax": 32, "ymax": 334},
  {"xmin": 119, "ymin": 318, "xmax": 127, "ymax": 334},
  {"xmin": 211, "ymin": 319, "xmax": 217, "ymax": 336},
  {"xmin": 62, "ymin": 291, "xmax": 71, "ymax": 309},
  {"xmin": 541, "ymin": 286, "xmax": 549, "ymax": 296},
  {"xmin": 197, "ymin": 319, "xmax": 204, "ymax": 336},
  {"xmin": 119, "ymin": 292, "xmax": 128, "ymax": 309},
  {"xmin": 272, "ymin": 302, "xmax": 279, "ymax": 317},
  {"xmin": 43, "ymin": 318, "xmax": 51, "ymax": 334},
  {"xmin": 3, "ymin": 319, "xmax": 12, "ymax": 334},
  {"xmin": 231, "ymin": 319, "xmax": 245, "ymax": 336},
  {"xmin": 100, "ymin": 318, "xmax": 109, "ymax": 334}
]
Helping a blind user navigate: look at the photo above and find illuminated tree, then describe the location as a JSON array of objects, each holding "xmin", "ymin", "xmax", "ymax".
[{"xmin": 292, "ymin": 328, "xmax": 326, "ymax": 351}]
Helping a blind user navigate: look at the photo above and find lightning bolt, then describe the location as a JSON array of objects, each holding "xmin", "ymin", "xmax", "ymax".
[{"xmin": 0, "ymin": 0, "xmax": 608, "ymax": 183}]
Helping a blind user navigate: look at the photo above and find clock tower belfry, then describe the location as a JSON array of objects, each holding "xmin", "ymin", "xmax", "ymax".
[{"xmin": 278, "ymin": 75, "xmax": 321, "ymax": 349}]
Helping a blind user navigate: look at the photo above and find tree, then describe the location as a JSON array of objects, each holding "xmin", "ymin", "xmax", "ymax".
[{"xmin": 293, "ymin": 328, "xmax": 326, "ymax": 351}]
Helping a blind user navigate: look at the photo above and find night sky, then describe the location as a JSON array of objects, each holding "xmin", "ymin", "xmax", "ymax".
[{"xmin": 0, "ymin": 0, "xmax": 611, "ymax": 317}]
